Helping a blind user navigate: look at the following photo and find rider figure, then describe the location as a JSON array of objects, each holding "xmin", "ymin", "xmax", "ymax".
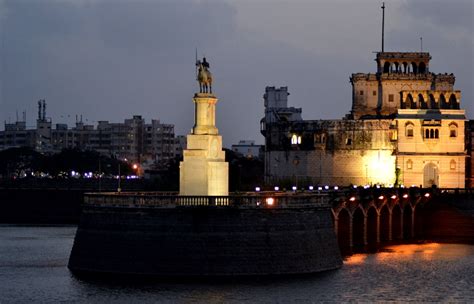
[{"xmin": 202, "ymin": 57, "xmax": 210, "ymax": 70}]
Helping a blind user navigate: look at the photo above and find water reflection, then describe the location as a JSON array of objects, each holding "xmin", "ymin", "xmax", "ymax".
[{"xmin": 1, "ymin": 227, "xmax": 474, "ymax": 303}]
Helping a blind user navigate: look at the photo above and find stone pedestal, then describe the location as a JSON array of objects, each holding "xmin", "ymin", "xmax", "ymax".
[{"xmin": 180, "ymin": 94, "xmax": 228, "ymax": 196}]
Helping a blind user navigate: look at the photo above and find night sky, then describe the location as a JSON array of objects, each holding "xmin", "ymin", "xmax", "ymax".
[{"xmin": 0, "ymin": 0, "xmax": 472, "ymax": 146}]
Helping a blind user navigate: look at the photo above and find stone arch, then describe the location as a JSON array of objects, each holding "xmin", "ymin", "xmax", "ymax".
[
  {"xmin": 430, "ymin": 129, "xmax": 435, "ymax": 138},
  {"xmin": 402, "ymin": 62, "xmax": 408, "ymax": 73},
  {"xmin": 419, "ymin": 94, "xmax": 428, "ymax": 109},
  {"xmin": 411, "ymin": 62, "xmax": 418, "ymax": 74},
  {"xmin": 403, "ymin": 204, "xmax": 413, "ymax": 239},
  {"xmin": 337, "ymin": 207, "xmax": 351, "ymax": 251},
  {"xmin": 435, "ymin": 129, "xmax": 439, "ymax": 138},
  {"xmin": 406, "ymin": 94, "xmax": 416, "ymax": 109},
  {"xmin": 383, "ymin": 62, "xmax": 391, "ymax": 73},
  {"xmin": 367, "ymin": 206, "xmax": 378, "ymax": 245},
  {"xmin": 425, "ymin": 128, "xmax": 430, "ymax": 138},
  {"xmin": 423, "ymin": 162, "xmax": 439, "ymax": 187},
  {"xmin": 429, "ymin": 94, "xmax": 437, "ymax": 109},
  {"xmin": 449, "ymin": 94, "xmax": 458, "ymax": 109},
  {"xmin": 352, "ymin": 207, "xmax": 365, "ymax": 248},
  {"xmin": 413, "ymin": 204, "xmax": 424, "ymax": 238},
  {"xmin": 440, "ymin": 94, "xmax": 448, "ymax": 108},
  {"xmin": 380, "ymin": 204, "xmax": 390, "ymax": 241},
  {"xmin": 392, "ymin": 205, "xmax": 402, "ymax": 240},
  {"xmin": 419, "ymin": 62, "xmax": 426, "ymax": 73}
]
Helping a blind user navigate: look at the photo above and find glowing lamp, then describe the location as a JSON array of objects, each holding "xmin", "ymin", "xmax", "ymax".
[
  {"xmin": 403, "ymin": 194, "xmax": 408, "ymax": 199},
  {"xmin": 378, "ymin": 195, "xmax": 384, "ymax": 200},
  {"xmin": 266, "ymin": 197, "xmax": 275, "ymax": 206},
  {"xmin": 334, "ymin": 186, "xmax": 339, "ymax": 190},
  {"xmin": 132, "ymin": 164, "xmax": 138, "ymax": 170},
  {"xmin": 324, "ymin": 185, "xmax": 329, "ymax": 190},
  {"xmin": 255, "ymin": 187, "xmax": 261, "ymax": 192},
  {"xmin": 349, "ymin": 196, "xmax": 356, "ymax": 202},
  {"xmin": 292, "ymin": 186, "xmax": 297, "ymax": 191},
  {"xmin": 353, "ymin": 185, "xmax": 358, "ymax": 188},
  {"xmin": 308, "ymin": 186, "xmax": 314, "ymax": 191},
  {"xmin": 424, "ymin": 193, "xmax": 430, "ymax": 198},
  {"xmin": 391, "ymin": 195, "xmax": 397, "ymax": 199},
  {"xmin": 318, "ymin": 186, "xmax": 323, "ymax": 191},
  {"xmin": 274, "ymin": 186, "xmax": 279, "ymax": 191}
]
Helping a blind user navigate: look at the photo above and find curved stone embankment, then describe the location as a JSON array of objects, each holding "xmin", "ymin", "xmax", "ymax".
[{"xmin": 68, "ymin": 203, "xmax": 342, "ymax": 277}]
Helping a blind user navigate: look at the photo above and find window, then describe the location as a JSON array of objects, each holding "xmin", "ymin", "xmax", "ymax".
[
  {"xmin": 359, "ymin": 90, "xmax": 364, "ymax": 96},
  {"xmin": 291, "ymin": 134, "xmax": 301, "ymax": 145},
  {"xmin": 373, "ymin": 91, "xmax": 377, "ymax": 96},
  {"xmin": 407, "ymin": 160, "xmax": 413, "ymax": 170},
  {"xmin": 449, "ymin": 123, "xmax": 458, "ymax": 138},
  {"xmin": 389, "ymin": 94, "xmax": 394, "ymax": 102},
  {"xmin": 450, "ymin": 160, "xmax": 456, "ymax": 170},
  {"xmin": 406, "ymin": 123, "xmax": 414, "ymax": 137},
  {"xmin": 346, "ymin": 138, "xmax": 352, "ymax": 145},
  {"xmin": 424, "ymin": 128, "xmax": 440, "ymax": 139}
]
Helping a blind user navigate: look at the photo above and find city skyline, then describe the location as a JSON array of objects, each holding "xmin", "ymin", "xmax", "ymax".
[{"xmin": 0, "ymin": 0, "xmax": 472, "ymax": 146}]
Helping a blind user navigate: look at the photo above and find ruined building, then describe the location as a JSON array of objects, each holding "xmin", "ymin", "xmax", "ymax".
[{"xmin": 261, "ymin": 52, "xmax": 466, "ymax": 188}]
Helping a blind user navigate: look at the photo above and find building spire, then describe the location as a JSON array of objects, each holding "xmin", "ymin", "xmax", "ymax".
[{"xmin": 381, "ymin": 2, "xmax": 385, "ymax": 52}]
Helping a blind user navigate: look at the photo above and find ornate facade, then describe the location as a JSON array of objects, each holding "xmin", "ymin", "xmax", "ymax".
[{"xmin": 261, "ymin": 52, "xmax": 466, "ymax": 188}]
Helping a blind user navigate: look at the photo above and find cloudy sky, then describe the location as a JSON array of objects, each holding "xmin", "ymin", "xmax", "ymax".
[{"xmin": 0, "ymin": 0, "xmax": 472, "ymax": 146}]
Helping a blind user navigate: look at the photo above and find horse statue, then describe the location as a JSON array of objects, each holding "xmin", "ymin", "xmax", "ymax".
[{"xmin": 196, "ymin": 59, "xmax": 213, "ymax": 94}]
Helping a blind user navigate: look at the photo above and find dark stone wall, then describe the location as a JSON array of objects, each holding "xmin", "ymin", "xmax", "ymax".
[{"xmin": 68, "ymin": 205, "xmax": 343, "ymax": 276}]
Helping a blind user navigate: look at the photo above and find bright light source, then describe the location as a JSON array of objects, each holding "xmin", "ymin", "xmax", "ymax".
[
  {"xmin": 292, "ymin": 186, "xmax": 297, "ymax": 191},
  {"xmin": 424, "ymin": 193, "xmax": 430, "ymax": 198},
  {"xmin": 71, "ymin": 170, "xmax": 76, "ymax": 176},
  {"xmin": 256, "ymin": 201, "xmax": 261, "ymax": 206},
  {"xmin": 274, "ymin": 186, "xmax": 279, "ymax": 191},
  {"xmin": 411, "ymin": 185, "xmax": 416, "ymax": 188},
  {"xmin": 255, "ymin": 187, "xmax": 261, "ymax": 192},
  {"xmin": 400, "ymin": 184, "xmax": 405, "ymax": 188},
  {"xmin": 388, "ymin": 184, "xmax": 393, "ymax": 188},
  {"xmin": 391, "ymin": 195, "xmax": 397, "ymax": 199},
  {"xmin": 349, "ymin": 196, "xmax": 356, "ymax": 202},
  {"xmin": 376, "ymin": 185, "xmax": 381, "ymax": 189},
  {"xmin": 308, "ymin": 186, "xmax": 314, "ymax": 191},
  {"xmin": 324, "ymin": 185, "xmax": 329, "ymax": 190},
  {"xmin": 334, "ymin": 186, "xmax": 339, "ymax": 190},
  {"xmin": 266, "ymin": 197, "xmax": 274, "ymax": 206},
  {"xmin": 364, "ymin": 185, "xmax": 370, "ymax": 189},
  {"xmin": 378, "ymin": 195, "xmax": 384, "ymax": 200},
  {"xmin": 318, "ymin": 186, "xmax": 323, "ymax": 191},
  {"xmin": 403, "ymin": 194, "xmax": 408, "ymax": 199},
  {"xmin": 132, "ymin": 164, "xmax": 138, "ymax": 170},
  {"xmin": 353, "ymin": 185, "xmax": 357, "ymax": 189}
]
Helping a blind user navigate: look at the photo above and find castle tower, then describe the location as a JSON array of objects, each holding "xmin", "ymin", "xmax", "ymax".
[{"xmin": 179, "ymin": 57, "xmax": 228, "ymax": 196}]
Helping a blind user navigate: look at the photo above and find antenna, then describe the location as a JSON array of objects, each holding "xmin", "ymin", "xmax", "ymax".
[
  {"xmin": 16, "ymin": 110, "xmax": 18, "ymax": 122},
  {"xmin": 381, "ymin": 2, "xmax": 385, "ymax": 52},
  {"xmin": 420, "ymin": 37, "xmax": 423, "ymax": 52},
  {"xmin": 38, "ymin": 100, "xmax": 42, "ymax": 120}
]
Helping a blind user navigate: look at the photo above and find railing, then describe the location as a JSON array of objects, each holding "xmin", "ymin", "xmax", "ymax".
[{"xmin": 84, "ymin": 192, "xmax": 330, "ymax": 209}]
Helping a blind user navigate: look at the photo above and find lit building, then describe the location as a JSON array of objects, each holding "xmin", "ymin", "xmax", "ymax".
[{"xmin": 261, "ymin": 51, "xmax": 467, "ymax": 188}]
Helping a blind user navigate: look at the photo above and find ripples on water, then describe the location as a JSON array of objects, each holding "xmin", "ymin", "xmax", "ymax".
[{"xmin": 1, "ymin": 226, "xmax": 473, "ymax": 303}]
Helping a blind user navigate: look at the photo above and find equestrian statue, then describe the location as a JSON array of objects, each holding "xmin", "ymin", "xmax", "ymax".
[{"xmin": 196, "ymin": 57, "xmax": 213, "ymax": 94}]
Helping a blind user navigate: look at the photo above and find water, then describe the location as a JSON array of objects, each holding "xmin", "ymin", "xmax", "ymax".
[{"xmin": 1, "ymin": 226, "xmax": 474, "ymax": 303}]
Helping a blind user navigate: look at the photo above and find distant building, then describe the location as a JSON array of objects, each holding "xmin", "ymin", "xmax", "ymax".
[
  {"xmin": 231, "ymin": 140, "xmax": 262, "ymax": 159},
  {"xmin": 262, "ymin": 51, "xmax": 467, "ymax": 188},
  {"xmin": 174, "ymin": 135, "xmax": 187, "ymax": 159},
  {"xmin": 0, "ymin": 101, "xmax": 175, "ymax": 167},
  {"xmin": 468, "ymin": 120, "xmax": 474, "ymax": 188}
]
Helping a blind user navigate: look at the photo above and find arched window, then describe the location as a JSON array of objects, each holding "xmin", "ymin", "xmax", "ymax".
[
  {"xmin": 383, "ymin": 62, "xmax": 390, "ymax": 73},
  {"xmin": 429, "ymin": 94, "xmax": 437, "ymax": 109},
  {"xmin": 430, "ymin": 129, "xmax": 434, "ymax": 138},
  {"xmin": 411, "ymin": 62, "xmax": 418, "ymax": 74},
  {"xmin": 406, "ymin": 94, "xmax": 416, "ymax": 109},
  {"xmin": 425, "ymin": 129, "xmax": 430, "ymax": 138},
  {"xmin": 449, "ymin": 123, "xmax": 458, "ymax": 137},
  {"xmin": 419, "ymin": 62, "xmax": 426, "ymax": 73},
  {"xmin": 440, "ymin": 94, "xmax": 448, "ymax": 108},
  {"xmin": 449, "ymin": 94, "xmax": 458, "ymax": 109},
  {"xmin": 450, "ymin": 160, "xmax": 456, "ymax": 170},
  {"xmin": 419, "ymin": 94, "xmax": 427, "ymax": 109},
  {"xmin": 407, "ymin": 159, "xmax": 413, "ymax": 170},
  {"xmin": 406, "ymin": 123, "xmax": 414, "ymax": 137},
  {"xmin": 435, "ymin": 129, "xmax": 439, "ymax": 138},
  {"xmin": 402, "ymin": 62, "xmax": 408, "ymax": 73},
  {"xmin": 291, "ymin": 134, "xmax": 298, "ymax": 145}
]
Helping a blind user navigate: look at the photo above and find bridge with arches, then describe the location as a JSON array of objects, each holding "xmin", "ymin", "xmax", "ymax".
[{"xmin": 330, "ymin": 187, "xmax": 434, "ymax": 250}]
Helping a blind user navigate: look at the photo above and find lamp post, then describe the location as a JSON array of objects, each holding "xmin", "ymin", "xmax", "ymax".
[{"xmin": 117, "ymin": 163, "xmax": 121, "ymax": 193}]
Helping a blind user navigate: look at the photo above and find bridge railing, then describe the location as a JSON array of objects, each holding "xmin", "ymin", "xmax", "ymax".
[{"xmin": 83, "ymin": 192, "xmax": 330, "ymax": 209}]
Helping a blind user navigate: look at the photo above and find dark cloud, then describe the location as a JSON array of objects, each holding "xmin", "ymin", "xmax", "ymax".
[{"xmin": 0, "ymin": 0, "xmax": 472, "ymax": 146}]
